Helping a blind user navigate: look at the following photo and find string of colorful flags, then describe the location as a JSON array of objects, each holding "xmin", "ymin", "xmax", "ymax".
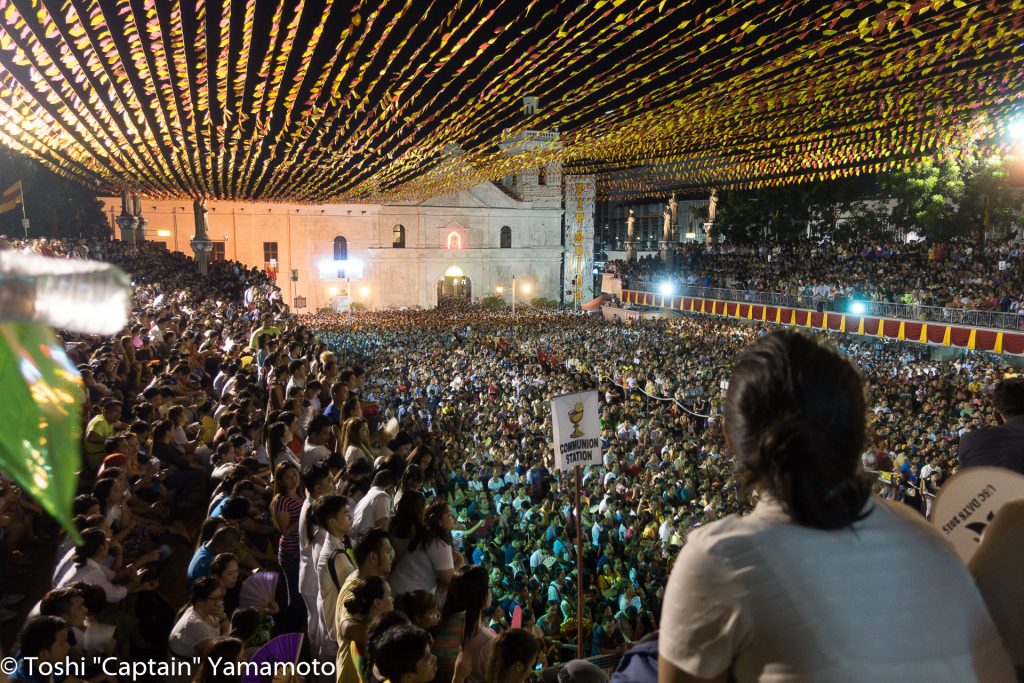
[{"xmin": 0, "ymin": 0, "xmax": 1020, "ymax": 202}]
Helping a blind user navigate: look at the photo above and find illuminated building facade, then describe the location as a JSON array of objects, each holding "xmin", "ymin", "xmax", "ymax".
[{"xmin": 99, "ymin": 179, "xmax": 565, "ymax": 311}]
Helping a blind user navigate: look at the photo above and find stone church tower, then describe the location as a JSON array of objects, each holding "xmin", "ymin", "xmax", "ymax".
[{"xmin": 498, "ymin": 97, "xmax": 563, "ymax": 209}]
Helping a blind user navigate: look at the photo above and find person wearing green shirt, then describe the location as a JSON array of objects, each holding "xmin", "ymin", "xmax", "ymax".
[
  {"xmin": 84, "ymin": 398, "xmax": 127, "ymax": 470},
  {"xmin": 249, "ymin": 315, "xmax": 282, "ymax": 350}
]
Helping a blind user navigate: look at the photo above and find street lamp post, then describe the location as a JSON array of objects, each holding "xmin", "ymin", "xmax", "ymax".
[{"xmin": 512, "ymin": 275, "xmax": 516, "ymax": 316}]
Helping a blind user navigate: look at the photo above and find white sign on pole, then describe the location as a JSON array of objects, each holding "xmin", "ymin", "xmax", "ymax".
[
  {"xmin": 551, "ymin": 390, "xmax": 601, "ymax": 471},
  {"xmin": 931, "ymin": 466, "xmax": 1024, "ymax": 562}
]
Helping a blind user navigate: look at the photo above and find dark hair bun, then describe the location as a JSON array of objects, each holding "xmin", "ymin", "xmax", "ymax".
[{"xmin": 727, "ymin": 331, "xmax": 871, "ymax": 530}]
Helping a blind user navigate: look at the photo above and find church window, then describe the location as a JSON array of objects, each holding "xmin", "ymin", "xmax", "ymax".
[
  {"xmin": 537, "ymin": 166, "xmax": 547, "ymax": 186},
  {"xmin": 447, "ymin": 231, "xmax": 462, "ymax": 250},
  {"xmin": 263, "ymin": 242, "xmax": 278, "ymax": 263},
  {"xmin": 333, "ymin": 236, "xmax": 348, "ymax": 261},
  {"xmin": 392, "ymin": 224, "xmax": 406, "ymax": 248},
  {"xmin": 500, "ymin": 225, "xmax": 512, "ymax": 249}
]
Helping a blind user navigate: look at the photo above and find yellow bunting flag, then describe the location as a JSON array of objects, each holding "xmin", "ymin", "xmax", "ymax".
[{"xmin": 0, "ymin": 181, "xmax": 22, "ymax": 214}]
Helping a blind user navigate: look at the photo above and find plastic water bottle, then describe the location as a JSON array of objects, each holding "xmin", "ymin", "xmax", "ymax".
[{"xmin": 0, "ymin": 250, "xmax": 131, "ymax": 335}]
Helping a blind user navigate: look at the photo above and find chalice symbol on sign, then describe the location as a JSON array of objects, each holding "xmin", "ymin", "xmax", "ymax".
[{"xmin": 568, "ymin": 401, "xmax": 585, "ymax": 438}]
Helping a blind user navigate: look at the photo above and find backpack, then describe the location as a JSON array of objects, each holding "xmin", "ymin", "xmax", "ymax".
[{"xmin": 327, "ymin": 546, "xmax": 354, "ymax": 590}]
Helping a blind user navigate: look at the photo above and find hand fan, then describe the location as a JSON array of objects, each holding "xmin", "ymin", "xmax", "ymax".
[
  {"xmin": 239, "ymin": 570, "xmax": 279, "ymax": 610},
  {"xmin": 242, "ymin": 632, "xmax": 303, "ymax": 683}
]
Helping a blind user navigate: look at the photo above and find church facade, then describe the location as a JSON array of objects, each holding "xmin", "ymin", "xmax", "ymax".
[{"xmin": 99, "ymin": 176, "xmax": 566, "ymax": 312}]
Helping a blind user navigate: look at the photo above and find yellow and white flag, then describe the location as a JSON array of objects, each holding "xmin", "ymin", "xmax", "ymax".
[{"xmin": 0, "ymin": 181, "xmax": 22, "ymax": 214}]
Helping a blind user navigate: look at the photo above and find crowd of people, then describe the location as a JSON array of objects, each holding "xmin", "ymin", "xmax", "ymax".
[
  {"xmin": 606, "ymin": 238, "xmax": 1024, "ymax": 314},
  {"xmin": 0, "ymin": 234, "xmax": 1021, "ymax": 682}
]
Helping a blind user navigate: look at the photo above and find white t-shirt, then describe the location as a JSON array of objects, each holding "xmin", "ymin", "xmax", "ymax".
[
  {"xmin": 660, "ymin": 496, "xmax": 1015, "ymax": 683},
  {"xmin": 344, "ymin": 444, "xmax": 372, "ymax": 470},
  {"xmin": 57, "ymin": 558, "xmax": 127, "ymax": 603},
  {"xmin": 350, "ymin": 487, "xmax": 392, "ymax": 537},
  {"xmin": 388, "ymin": 538, "xmax": 454, "ymax": 596},
  {"xmin": 301, "ymin": 440, "xmax": 331, "ymax": 470},
  {"xmin": 169, "ymin": 607, "xmax": 220, "ymax": 658},
  {"xmin": 317, "ymin": 534, "xmax": 355, "ymax": 647}
]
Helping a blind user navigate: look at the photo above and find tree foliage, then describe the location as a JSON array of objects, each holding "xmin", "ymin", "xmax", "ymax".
[
  {"xmin": 881, "ymin": 157, "xmax": 964, "ymax": 239},
  {"xmin": 709, "ymin": 149, "xmax": 1023, "ymax": 244},
  {"xmin": 714, "ymin": 186, "xmax": 812, "ymax": 243},
  {"xmin": 956, "ymin": 154, "xmax": 1024, "ymax": 242},
  {"xmin": 0, "ymin": 150, "xmax": 110, "ymax": 239},
  {"xmin": 480, "ymin": 294, "xmax": 506, "ymax": 310}
]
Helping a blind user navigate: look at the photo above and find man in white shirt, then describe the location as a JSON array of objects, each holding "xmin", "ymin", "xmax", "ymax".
[
  {"xmin": 603, "ymin": 463, "xmax": 619, "ymax": 487},
  {"xmin": 487, "ymin": 468, "xmax": 506, "ymax": 492},
  {"xmin": 212, "ymin": 363, "xmax": 235, "ymax": 399},
  {"xmin": 529, "ymin": 544, "xmax": 547, "ymax": 569},
  {"xmin": 315, "ymin": 495, "xmax": 355, "ymax": 661},
  {"xmin": 659, "ymin": 516, "xmax": 674, "ymax": 548},
  {"xmin": 350, "ymin": 471, "xmax": 397, "ymax": 537},
  {"xmin": 512, "ymin": 487, "xmax": 531, "ymax": 511},
  {"xmin": 301, "ymin": 415, "xmax": 334, "ymax": 470}
]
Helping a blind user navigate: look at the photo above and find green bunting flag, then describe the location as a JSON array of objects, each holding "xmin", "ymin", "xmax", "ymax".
[{"xmin": 0, "ymin": 323, "xmax": 82, "ymax": 540}]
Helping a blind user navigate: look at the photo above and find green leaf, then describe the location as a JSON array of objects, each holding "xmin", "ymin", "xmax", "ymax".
[{"xmin": 0, "ymin": 323, "xmax": 82, "ymax": 541}]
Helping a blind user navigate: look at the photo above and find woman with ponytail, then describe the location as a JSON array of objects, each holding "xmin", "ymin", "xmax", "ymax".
[{"xmin": 658, "ymin": 330, "xmax": 1015, "ymax": 683}]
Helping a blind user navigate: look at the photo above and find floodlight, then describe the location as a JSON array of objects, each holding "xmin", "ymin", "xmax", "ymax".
[
  {"xmin": 850, "ymin": 301, "xmax": 866, "ymax": 316},
  {"xmin": 658, "ymin": 281, "xmax": 675, "ymax": 296},
  {"xmin": 1009, "ymin": 115, "xmax": 1024, "ymax": 140}
]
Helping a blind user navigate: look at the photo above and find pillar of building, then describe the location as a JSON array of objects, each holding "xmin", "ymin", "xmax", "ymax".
[
  {"xmin": 115, "ymin": 189, "xmax": 138, "ymax": 244},
  {"xmin": 131, "ymin": 194, "xmax": 147, "ymax": 244},
  {"xmin": 659, "ymin": 241, "xmax": 674, "ymax": 268},
  {"xmin": 190, "ymin": 197, "xmax": 213, "ymax": 276}
]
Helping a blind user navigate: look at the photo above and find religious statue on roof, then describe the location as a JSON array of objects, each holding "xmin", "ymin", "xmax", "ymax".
[{"xmin": 708, "ymin": 189, "xmax": 719, "ymax": 224}]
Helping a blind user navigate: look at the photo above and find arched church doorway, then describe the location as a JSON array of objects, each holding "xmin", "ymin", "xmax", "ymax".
[{"xmin": 437, "ymin": 265, "xmax": 472, "ymax": 306}]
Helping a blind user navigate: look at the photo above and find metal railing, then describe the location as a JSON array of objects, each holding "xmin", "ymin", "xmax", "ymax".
[{"xmin": 622, "ymin": 279, "xmax": 1024, "ymax": 331}]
